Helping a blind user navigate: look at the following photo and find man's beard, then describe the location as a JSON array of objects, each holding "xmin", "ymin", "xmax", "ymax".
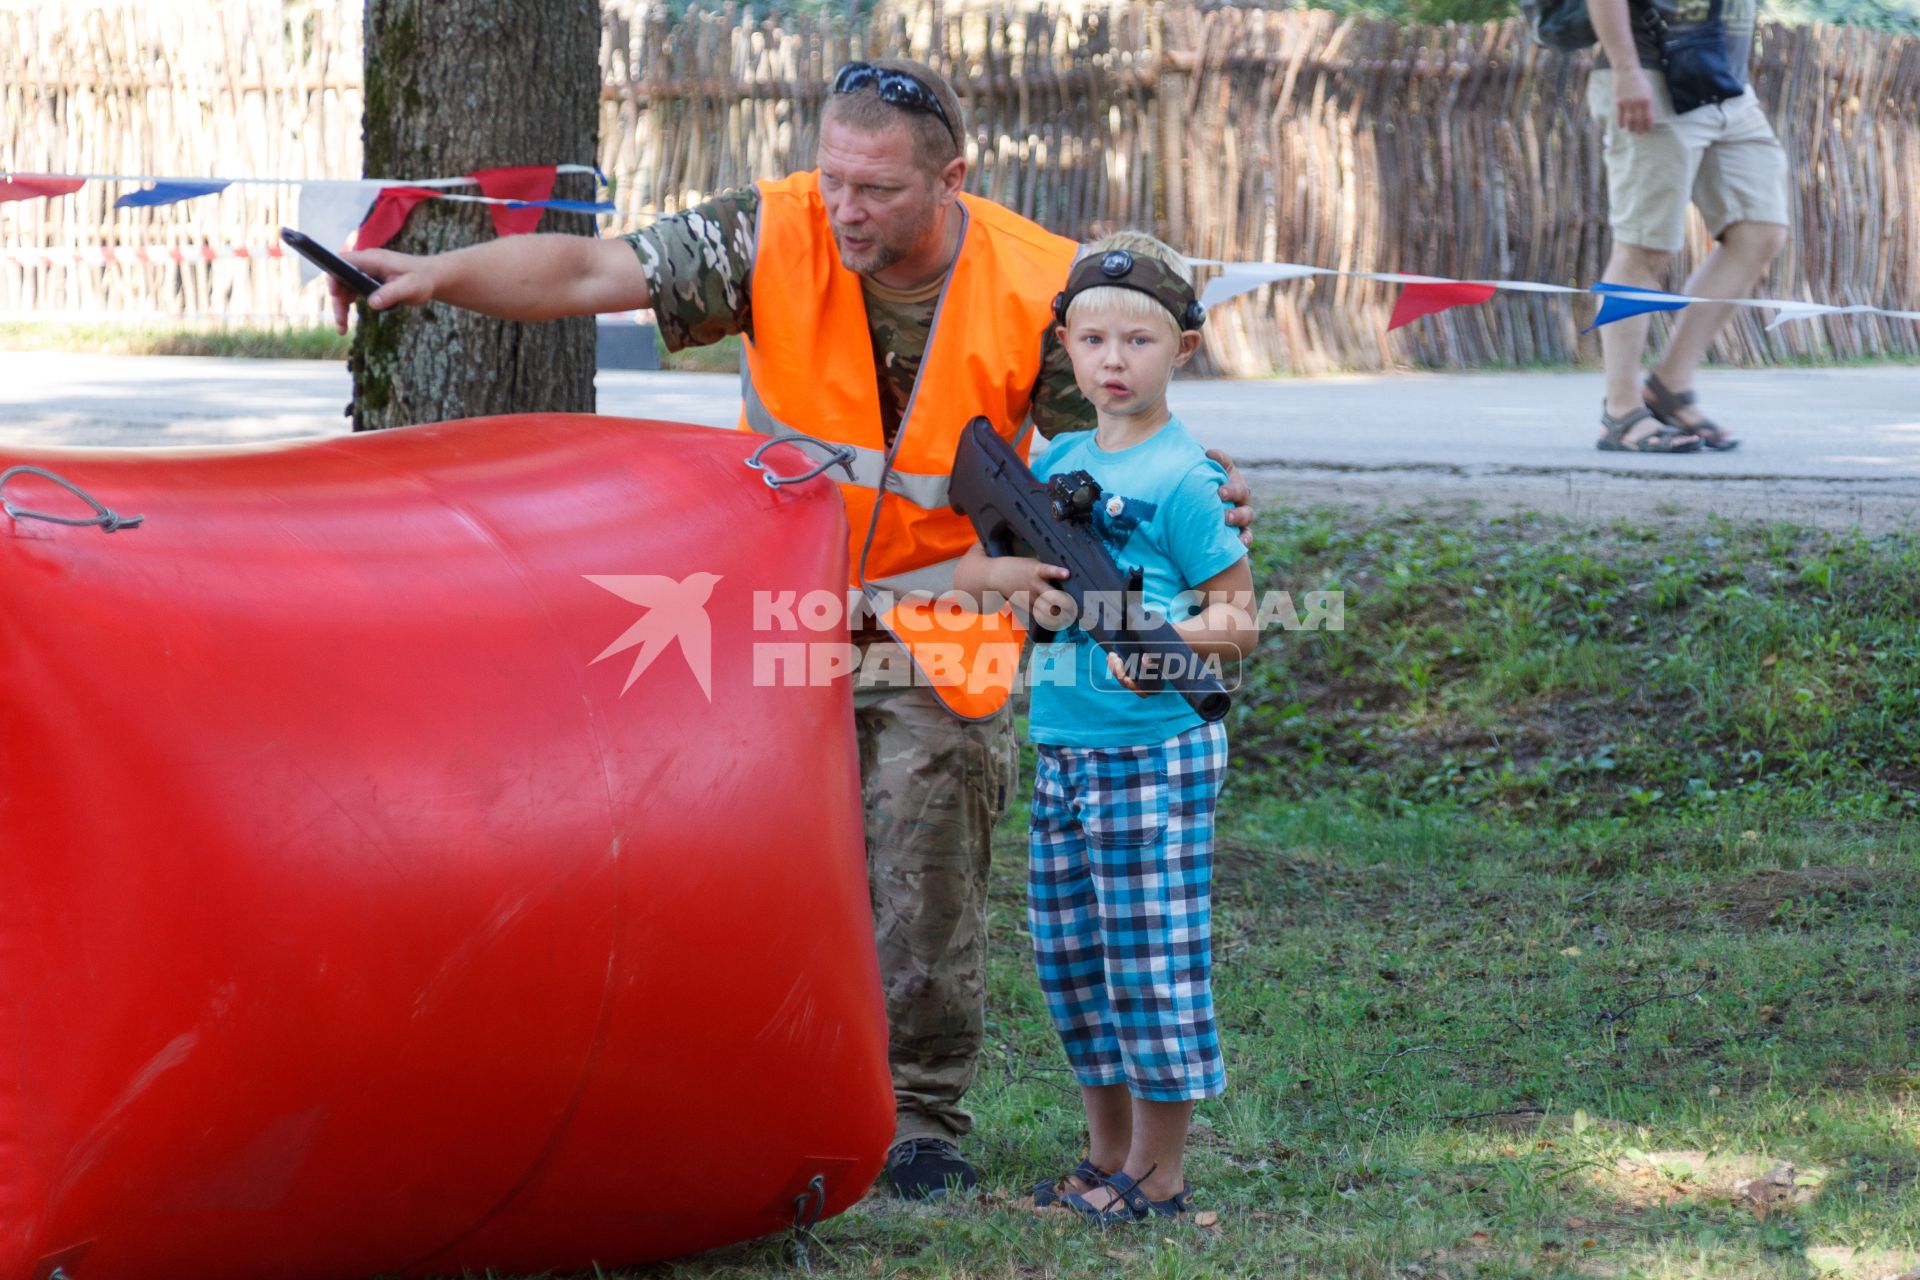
[
  {"xmin": 831, "ymin": 204, "xmax": 935, "ymax": 277},
  {"xmin": 832, "ymin": 231, "xmax": 903, "ymax": 276}
]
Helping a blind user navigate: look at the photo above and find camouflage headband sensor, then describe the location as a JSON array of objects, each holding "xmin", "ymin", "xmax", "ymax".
[{"xmin": 1052, "ymin": 249, "xmax": 1207, "ymax": 333}]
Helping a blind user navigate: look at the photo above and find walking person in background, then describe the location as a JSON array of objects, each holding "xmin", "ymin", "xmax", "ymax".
[{"xmin": 1587, "ymin": 0, "xmax": 1790, "ymax": 453}]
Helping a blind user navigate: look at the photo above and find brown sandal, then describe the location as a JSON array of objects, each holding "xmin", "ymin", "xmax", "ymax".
[
  {"xmin": 1598, "ymin": 404, "xmax": 1701, "ymax": 453},
  {"xmin": 1643, "ymin": 372, "xmax": 1739, "ymax": 451}
]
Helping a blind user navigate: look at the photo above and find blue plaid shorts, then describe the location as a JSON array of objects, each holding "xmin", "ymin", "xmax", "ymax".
[{"xmin": 1028, "ymin": 721, "xmax": 1229, "ymax": 1101}]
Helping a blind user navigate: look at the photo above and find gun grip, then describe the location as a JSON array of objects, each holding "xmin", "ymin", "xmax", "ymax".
[{"xmin": 1123, "ymin": 564, "xmax": 1150, "ymax": 633}]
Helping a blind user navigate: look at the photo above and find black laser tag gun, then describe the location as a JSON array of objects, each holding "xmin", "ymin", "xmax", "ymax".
[{"xmin": 948, "ymin": 417, "xmax": 1231, "ymax": 722}]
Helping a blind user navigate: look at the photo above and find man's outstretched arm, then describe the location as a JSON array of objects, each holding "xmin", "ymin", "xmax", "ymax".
[{"xmin": 328, "ymin": 234, "xmax": 652, "ymax": 333}]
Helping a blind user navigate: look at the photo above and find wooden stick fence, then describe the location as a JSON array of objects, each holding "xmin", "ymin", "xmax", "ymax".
[{"xmin": 4, "ymin": 0, "xmax": 1915, "ymax": 372}]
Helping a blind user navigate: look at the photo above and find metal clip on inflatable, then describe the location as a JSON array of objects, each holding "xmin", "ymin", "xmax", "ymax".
[{"xmin": 0, "ymin": 416, "xmax": 891, "ymax": 1279}]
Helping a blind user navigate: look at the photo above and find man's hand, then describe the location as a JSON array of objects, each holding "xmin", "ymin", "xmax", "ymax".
[
  {"xmin": 328, "ymin": 249, "xmax": 433, "ymax": 333},
  {"xmin": 1614, "ymin": 65, "xmax": 1657, "ymax": 134},
  {"xmin": 324, "ymin": 235, "xmax": 653, "ymax": 333},
  {"xmin": 1207, "ymin": 447, "xmax": 1257, "ymax": 547}
]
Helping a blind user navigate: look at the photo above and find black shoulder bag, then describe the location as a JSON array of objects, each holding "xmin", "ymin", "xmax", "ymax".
[{"xmin": 1654, "ymin": 0, "xmax": 1746, "ymax": 114}]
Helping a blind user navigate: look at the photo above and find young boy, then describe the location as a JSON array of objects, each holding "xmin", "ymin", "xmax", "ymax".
[{"xmin": 953, "ymin": 231, "xmax": 1257, "ymax": 1225}]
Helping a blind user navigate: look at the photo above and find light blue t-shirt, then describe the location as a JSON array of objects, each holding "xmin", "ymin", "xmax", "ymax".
[{"xmin": 1026, "ymin": 418, "xmax": 1248, "ymax": 749}]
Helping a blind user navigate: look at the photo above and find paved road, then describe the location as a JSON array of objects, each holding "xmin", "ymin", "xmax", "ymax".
[{"xmin": 5, "ymin": 351, "xmax": 1917, "ymax": 528}]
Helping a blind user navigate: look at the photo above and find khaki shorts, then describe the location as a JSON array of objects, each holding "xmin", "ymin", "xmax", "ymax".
[{"xmin": 1588, "ymin": 68, "xmax": 1791, "ymax": 252}]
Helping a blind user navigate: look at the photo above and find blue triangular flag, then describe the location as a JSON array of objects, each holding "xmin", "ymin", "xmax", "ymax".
[
  {"xmin": 507, "ymin": 198, "xmax": 617, "ymax": 216},
  {"xmin": 1582, "ymin": 281, "xmax": 1692, "ymax": 333},
  {"xmin": 115, "ymin": 179, "xmax": 231, "ymax": 209}
]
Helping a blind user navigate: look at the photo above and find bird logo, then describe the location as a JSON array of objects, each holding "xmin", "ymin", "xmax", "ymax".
[{"xmin": 583, "ymin": 572, "xmax": 723, "ymax": 699}]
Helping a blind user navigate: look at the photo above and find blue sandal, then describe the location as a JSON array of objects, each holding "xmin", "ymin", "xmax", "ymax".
[
  {"xmin": 1059, "ymin": 1166, "xmax": 1194, "ymax": 1227},
  {"xmin": 1032, "ymin": 1157, "xmax": 1109, "ymax": 1209}
]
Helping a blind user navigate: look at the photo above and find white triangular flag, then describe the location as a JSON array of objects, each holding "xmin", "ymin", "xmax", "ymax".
[
  {"xmin": 1198, "ymin": 262, "xmax": 1326, "ymax": 309},
  {"xmin": 293, "ymin": 181, "xmax": 384, "ymax": 286}
]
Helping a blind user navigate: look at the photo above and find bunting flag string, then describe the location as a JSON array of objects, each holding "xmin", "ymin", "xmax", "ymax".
[
  {"xmin": 7, "ymin": 170, "xmax": 1917, "ymax": 330},
  {"xmin": 1192, "ymin": 259, "xmax": 1920, "ymax": 332},
  {"xmin": 0, "ymin": 166, "xmax": 599, "ymax": 201},
  {"xmin": 0, "ymin": 166, "xmax": 609, "ymax": 217},
  {"xmin": 3, "ymin": 165, "xmax": 619, "ymax": 284}
]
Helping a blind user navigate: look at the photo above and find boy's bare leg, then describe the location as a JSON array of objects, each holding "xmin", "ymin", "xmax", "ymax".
[
  {"xmin": 1075, "ymin": 1097, "xmax": 1194, "ymax": 1208},
  {"xmin": 1078, "ymin": 1084, "xmax": 1132, "ymax": 1189},
  {"xmin": 1125, "ymin": 1099, "xmax": 1195, "ymax": 1199}
]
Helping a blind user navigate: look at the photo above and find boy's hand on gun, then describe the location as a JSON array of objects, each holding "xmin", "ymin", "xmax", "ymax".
[
  {"xmin": 982, "ymin": 556, "xmax": 1076, "ymax": 631},
  {"xmin": 1105, "ymin": 651, "xmax": 1150, "ymax": 697}
]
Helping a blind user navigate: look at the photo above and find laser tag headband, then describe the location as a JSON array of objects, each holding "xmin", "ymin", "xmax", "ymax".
[{"xmin": 1051, "ymin": 248, "xmax": 1207, "ymax": 333}]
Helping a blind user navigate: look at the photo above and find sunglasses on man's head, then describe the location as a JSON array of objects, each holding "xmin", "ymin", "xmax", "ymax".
[{"xmin": 831, "ymin": 62, "xmax": 958, "ymax": 144}]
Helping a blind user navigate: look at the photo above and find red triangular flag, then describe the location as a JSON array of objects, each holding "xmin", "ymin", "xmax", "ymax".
[
  {"xmin": 0, "ymin": 175, "xmax": 86, "ymax": 204},
  {"xmin": 471, "ymin": 165, "xmax": 558, "ymax": 237},
  {"xmin": 1388, "ymin": 281, "xmax": 1497, "ymax": 331},
  {"xmin": 352, "ymin": 185, "xmax": 440, "ymax": 251}
]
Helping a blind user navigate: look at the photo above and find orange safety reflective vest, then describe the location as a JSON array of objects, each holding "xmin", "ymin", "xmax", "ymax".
[{"xmin": 741, "ymin": 171, "xmax": 1077, "ymax": 720}]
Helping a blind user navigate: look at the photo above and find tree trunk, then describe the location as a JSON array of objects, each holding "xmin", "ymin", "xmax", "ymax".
[{"xmin": 353, "ymin": 0, "xmax": 601, "ymax": 431}]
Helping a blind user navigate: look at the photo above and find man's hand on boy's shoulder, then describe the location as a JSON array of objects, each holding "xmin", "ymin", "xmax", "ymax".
[{"xmin": 1208, "ymin": 448, "xmax": 1256, "ymax": 547}]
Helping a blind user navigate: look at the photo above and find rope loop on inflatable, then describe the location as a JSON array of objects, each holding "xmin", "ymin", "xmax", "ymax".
[
  {"xmin": 744, "ymin": 436, "xmax": 857, "ymax": 490},
  {"xmin": 784, "ymin": 1172, "xmax": 829, "ymax": 1272},
  {"xmin": 1, "ymin": 465, "xmax": 145, "ymax": 533}
]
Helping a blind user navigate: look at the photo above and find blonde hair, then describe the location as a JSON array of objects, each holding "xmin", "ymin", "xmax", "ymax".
[{"xmin": 1063, "ymin": 231, "xmax": 1193, "ymax": 335}]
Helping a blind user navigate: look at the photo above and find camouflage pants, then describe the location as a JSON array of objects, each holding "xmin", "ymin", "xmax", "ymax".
[{"xmin": 854, "ymin": 640, "xmax": 1017, "ymax": 1146}]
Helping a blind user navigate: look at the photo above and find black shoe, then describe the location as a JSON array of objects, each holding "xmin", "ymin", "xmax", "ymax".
[{"xmin": 885, "ymin": 1137, "xmax": 978, "ymax": 1201}]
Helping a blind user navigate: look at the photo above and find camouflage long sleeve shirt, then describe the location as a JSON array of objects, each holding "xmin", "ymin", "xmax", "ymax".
[{"xmin": 623, "ymin": 185, "xmax": 1095, "ymax": 444}]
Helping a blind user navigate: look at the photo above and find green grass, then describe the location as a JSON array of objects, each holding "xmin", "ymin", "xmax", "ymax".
[
  {"xmin": 0, "ymin": 320, "xmax": 353, "ymax": 360},
  {"xmin": 590, "ymin": 510, "xmax": 1920, "ymax": 1279},
  {"xmin": 1235, "ymin": 508, "xmax": 1920, "ymax": 823},
  {"xmin": 0, "ymin": 319, "xmax": 749, "ymax": 374},
  {"xmin": 616, "ymin": 803, "xmax": 1918, "ymax": 1279}
]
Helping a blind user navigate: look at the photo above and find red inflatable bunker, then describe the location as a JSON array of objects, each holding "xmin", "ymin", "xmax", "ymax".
[{"xmin": 0, "ymin": 415, "xmax": 891, "ymax": 1279}]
